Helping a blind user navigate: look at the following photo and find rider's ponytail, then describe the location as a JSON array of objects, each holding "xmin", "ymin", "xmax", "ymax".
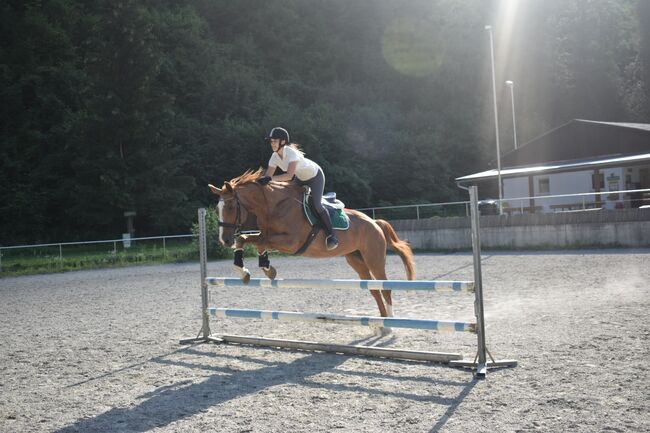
[{"xmin": 287, "ymin": 143, "xmax": 305, "ymax": 156}]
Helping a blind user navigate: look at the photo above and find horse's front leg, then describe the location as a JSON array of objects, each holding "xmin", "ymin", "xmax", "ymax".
[
  {"xmin": 252, "ymin": 232, "xmax": 300, "ymax": 280},
  {"xmin": 257, "ymin": 248, "xmax": 277, "ymax": 280},
  {"xmin": 233, "ymin": 236, "xmax": 251, "ymax": 284}
]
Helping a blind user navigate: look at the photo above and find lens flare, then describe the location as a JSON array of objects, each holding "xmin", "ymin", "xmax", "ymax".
[{"xmin": 382, "ymin": 17, "xmax": 442, "ymax": 77}]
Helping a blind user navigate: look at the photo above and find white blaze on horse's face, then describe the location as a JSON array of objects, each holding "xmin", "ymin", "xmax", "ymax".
[
  {"xmin": 217, "ymin": 198, "xmax": 225, "ymax": 245},
  {"xmin": 218, "ymin": 195, "xmax": 238, "ymax": 247}
]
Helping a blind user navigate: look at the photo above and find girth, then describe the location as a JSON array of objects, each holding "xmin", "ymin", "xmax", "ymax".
[{"xmin": 293, "ymin": 224, "xmax": 322, "ymax": 256}]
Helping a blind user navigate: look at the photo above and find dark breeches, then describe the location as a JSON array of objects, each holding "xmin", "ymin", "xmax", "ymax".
[{"xmin": 300, "ymin": 169, "xmax": 328, "ymax": 221}]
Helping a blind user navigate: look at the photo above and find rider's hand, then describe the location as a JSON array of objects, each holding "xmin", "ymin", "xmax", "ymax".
[{"xmin": 257, "ymin": 176, "xmax": 272, "ymax": 185}]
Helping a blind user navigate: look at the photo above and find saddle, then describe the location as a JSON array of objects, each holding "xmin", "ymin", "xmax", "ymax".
[{"xmin": 302, "ymin": 189, "xmax": 350, "ymax": 231}]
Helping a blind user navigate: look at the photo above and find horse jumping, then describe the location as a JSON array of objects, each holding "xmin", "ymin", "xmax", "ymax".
[{"xmin": 208, "ymin": 168, "xmax": 415, "ymax": 318}]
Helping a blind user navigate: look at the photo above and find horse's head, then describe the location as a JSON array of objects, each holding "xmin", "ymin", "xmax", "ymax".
[
  {"xmin": 208, "ymin": 169, "xmax": 264, "ymax": 247},
  {"xmin": 208, "ymin": 181, "xmax": 242, "ymax": 247}
]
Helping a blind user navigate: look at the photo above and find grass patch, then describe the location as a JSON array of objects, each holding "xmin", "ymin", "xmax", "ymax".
[
  {"xmin": 0, "ymin": 239, "xmax": 198, "ymax": 277},
  {"xmin": 1, "ymin": 207, "xmax": 262, "ymax": 277}
]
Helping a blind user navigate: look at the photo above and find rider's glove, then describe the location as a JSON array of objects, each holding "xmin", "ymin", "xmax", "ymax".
[{"xmin": 257, "ymin": 176, "xmax": 272, "ymax": 185}]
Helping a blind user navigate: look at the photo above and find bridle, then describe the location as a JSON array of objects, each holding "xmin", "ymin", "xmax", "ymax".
[{"xmin": 218, "ymin": 192, "xmax": 245, "ymax": 237}]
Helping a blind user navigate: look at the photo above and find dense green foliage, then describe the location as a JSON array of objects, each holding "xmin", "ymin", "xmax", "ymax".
[{"xmin": 1, "ymin": 0, "xmax": 648, "ymax": 244}]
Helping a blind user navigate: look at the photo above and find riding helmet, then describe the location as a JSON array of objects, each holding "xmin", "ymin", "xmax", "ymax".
[{"xmin": 265, "ymin": 127, "xmax": 290, "ymax": 144}]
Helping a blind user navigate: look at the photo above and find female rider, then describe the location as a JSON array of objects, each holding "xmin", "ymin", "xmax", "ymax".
[{"xmin": 257, "ymin": 127, "xmax": 338, "ymax": 250}]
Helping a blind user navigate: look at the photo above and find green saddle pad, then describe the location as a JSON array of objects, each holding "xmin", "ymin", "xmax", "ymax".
[{"xmin": 303, "ymin": 194, "xmax": 350, "ymax": 231}]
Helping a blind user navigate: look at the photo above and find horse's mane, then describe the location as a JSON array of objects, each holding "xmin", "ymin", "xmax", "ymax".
[
  {"xmin": 230, "ymin": 168, "xmax": 265, "ymax": 186},
  {"xmin": 229, "ymin": 168, "xmax": 296, "ymax": 191}
]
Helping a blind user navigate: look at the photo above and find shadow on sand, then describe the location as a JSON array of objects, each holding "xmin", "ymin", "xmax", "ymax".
[{"xmin": 55, "ymin": 336, "xmax": 478, "ymax": 433}]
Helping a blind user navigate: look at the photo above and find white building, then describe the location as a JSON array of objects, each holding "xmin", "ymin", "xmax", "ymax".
[{"xmin": 457, "ymin": 120, "xmax": 650, "ymax": 213}]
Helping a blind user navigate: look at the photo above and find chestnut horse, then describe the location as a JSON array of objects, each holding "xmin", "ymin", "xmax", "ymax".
[{"xmin": 208, "ymin": 169, "xmax": 415, "ymax": 318}]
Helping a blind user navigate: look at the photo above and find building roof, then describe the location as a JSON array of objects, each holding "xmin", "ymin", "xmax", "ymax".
[
  {"xmin": 578, "ymin": 120, "xmax": 650, "ymax": 132},
  {"xmin": 456, "ymin": 152, "xmax": 650, "ymax": 183},
  {"xmin": 456, "ymin": 119, "xmax": 650, "ymax": 184}
]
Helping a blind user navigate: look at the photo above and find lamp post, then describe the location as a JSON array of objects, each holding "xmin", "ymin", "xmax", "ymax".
[
  {"xmin": 505, "ymin": 80, "xmax": 517, "ymax": 149},
  {"xmin": 485, "ymin": 25, "xmax": 503, "ymax": 215}
]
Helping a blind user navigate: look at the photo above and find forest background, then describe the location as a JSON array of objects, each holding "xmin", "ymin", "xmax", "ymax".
[{"xmin": 2, "ymin": 0, "xmax": 649, "ymax": 244}]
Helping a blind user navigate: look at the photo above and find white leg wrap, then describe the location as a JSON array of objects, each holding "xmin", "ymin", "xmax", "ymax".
[{"xmin": 234, "ymin": 265, "xmax": 250, "ymax": 280}]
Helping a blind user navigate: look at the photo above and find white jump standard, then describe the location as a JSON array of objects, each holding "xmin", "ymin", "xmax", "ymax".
[{"xmin": 181, "ymin": 185, "xmax": 517, "ymax": 377}]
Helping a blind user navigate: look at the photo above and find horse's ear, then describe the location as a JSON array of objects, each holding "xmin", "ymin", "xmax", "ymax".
[
  {"xmin": 208, "ymin": 184, "xmax": 222, "ymax": 195},
  {"xmin": 224, "ymin": 181, "xmax": 234, "ymax": 192}
]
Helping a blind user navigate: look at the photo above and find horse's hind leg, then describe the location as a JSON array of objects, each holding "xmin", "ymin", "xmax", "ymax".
[
  {"xmin": 360, "ymin": 246, "xmax": 393, "ymax": 318},
  {"xmin": 344, "ymin": 252, "xmax": 388, "ymax": 318}
]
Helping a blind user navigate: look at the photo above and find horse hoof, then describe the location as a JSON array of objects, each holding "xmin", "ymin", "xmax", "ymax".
[
  {"xmin": 234, "ymin": 265, "xmax": 251, "ymax": 284},
  {"xmin": 374, "ymin": 327, "xmax": 392, "ymax": 337},
  {"xmin": 263, "ymin": 266, "xmax": 277, "ymax": 280}
]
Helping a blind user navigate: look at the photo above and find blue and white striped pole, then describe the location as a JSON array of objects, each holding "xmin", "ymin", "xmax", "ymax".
[
  {"xmin": 209, "ymin": 307, "xmax": 476, "ymax": 333},
  {"xmin": 207, "ymin": 277, "xmax": 474, "ymax": 293}
]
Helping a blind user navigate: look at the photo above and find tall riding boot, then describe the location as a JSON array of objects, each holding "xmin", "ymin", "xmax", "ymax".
[{"xmin": 317, "ymin": 208, "xmax": 338, "ymax": 250}]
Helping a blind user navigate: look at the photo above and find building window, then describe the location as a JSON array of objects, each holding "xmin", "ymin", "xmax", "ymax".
[
  {"xmin": 592, "ymin": 173, "xmax": 604, "ymax": 190},
  {"xmin": 538, "ymin": 178, "xmax": 550, "ymax": 195},
  {"xmin": 640, "ymin": 168, "xmax": 650, "ymax": 188}
]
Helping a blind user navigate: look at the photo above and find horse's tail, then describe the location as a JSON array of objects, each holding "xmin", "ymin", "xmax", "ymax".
[{"xmin": 375, "ymin": 219, "xmax": 416, "ymax": 280}]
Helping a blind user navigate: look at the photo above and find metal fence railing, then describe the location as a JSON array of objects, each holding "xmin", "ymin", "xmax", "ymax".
[
  {"xmin": 356, "ymin": 200, "xmax": 471, "ymax": 220},
  {"xmin": 356, "ymin": 188, "xmax": 650, "ymax": 220},
  {"xmin": 496, "ymin": 188, "xmax": 650, "ymax": 214},
  {"xmin": 2, "ymin": 188, "xmax": 649, "ymax": 273},
  {"xmin": 0, "ymin": 234, "xmax": 196, "ymax": 273}
]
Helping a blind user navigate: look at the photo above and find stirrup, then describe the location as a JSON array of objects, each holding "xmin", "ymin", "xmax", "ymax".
[{"xmin": 326, "ymin": 235, "xmax": 339, "ymax": 251}]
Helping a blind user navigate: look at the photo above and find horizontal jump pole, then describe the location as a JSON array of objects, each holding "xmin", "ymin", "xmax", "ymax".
[
  {"xmin": 209, "ymin": 307, "xmax": 476, "ymax": 333},
  {"xmin": 215, "ymin": 334, "xmax": 464, "ymax": 363},
  {"xmin": 206, "ymin": 277, "xmax": 474, "ymax": 293}
]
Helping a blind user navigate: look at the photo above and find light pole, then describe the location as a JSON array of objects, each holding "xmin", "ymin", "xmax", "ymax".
[
  {"xmin": 505, "ymin": 80, "xmax": 518, "ymax": 149},
  {"xmin": 485, "ymin": 25, "xmax": 503, "ymax": 215}
]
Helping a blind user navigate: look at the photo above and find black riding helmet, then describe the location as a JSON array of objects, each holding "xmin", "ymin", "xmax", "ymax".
[{"xmin": 265, "ymin": 127, "xmax": 290, "ymax": 146}]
